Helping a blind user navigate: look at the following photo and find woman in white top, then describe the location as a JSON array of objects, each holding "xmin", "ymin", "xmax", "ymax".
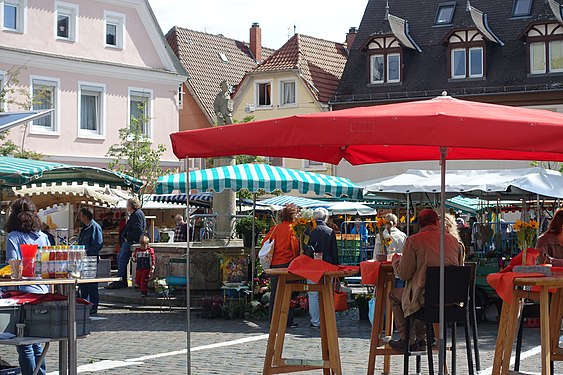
[{"xmin": 375, "ymin": 213, "xmax": 407, "ymax": 255}]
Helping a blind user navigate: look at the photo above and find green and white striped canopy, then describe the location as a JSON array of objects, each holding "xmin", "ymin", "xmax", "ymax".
[
  {"xmin": 156, "ymin": 164, "xmax": 362, "ymax": 198},
  {"xmin": 0, "ymin": 156, "xmax": 142, "ymax": 191}
]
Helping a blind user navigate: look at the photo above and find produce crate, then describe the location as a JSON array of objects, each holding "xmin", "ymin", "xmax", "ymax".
[
  {"xmin": 0, "ymin": 306, "xmax": 21, "ymax": 335},
  {"xmin": 0, "ymin": 365, "xmax": 21, "ymax": 375},
  {"xmin": 23, "ymin": 303, "xmax": 91, "ymax": 338}
]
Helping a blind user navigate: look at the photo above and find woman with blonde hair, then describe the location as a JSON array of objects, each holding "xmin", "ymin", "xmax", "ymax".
[
  {"xmin": 262, "ymin": 204, "xmax": 300, "ymax": 328},
  {"xmin": 444, "ymin": 212, "xmax": 465, "ymax": 261}
]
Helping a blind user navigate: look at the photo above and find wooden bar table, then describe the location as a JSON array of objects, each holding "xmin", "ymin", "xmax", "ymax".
[
  {"xmin": 366, "ymin": 263, "xmax": 401, "ymax": 375},
  {"xmin": 491, "ymin": 275, "xmax": 563, "ymax": 375},
  {"xmin": 263, "ymin": 268, "xmax": 357, "ymax": 375},
  {"xmin": 0, "ymin": 277, "xmax": 121, "ymax": 375}
]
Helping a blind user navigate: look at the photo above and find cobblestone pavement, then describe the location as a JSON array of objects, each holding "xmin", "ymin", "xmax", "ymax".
[{"xmin": 0, "ymin": 306, "xmax": 561, "ymax": 374}]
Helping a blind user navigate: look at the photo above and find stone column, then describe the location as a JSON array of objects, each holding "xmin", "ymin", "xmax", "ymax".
[{"xmin": 212, "ymin": 156, "xmax": 236, "ymax": 240}]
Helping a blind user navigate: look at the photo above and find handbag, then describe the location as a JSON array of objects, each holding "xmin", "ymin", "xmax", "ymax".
[
  {"xmin": 333, "ymin": 279, "xmax": 349, "ymax": 312},
  {"xmin": 258, "ymin": 225, "xmax": 277, "ymax": 270}
]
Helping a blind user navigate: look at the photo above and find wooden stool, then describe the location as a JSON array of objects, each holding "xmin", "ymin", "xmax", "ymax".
[{"xmin": 263, "ymin": 268, "xmax": 356, "ymax": 375}]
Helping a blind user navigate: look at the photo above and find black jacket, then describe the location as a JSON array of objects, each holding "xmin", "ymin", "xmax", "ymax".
[
  {"xmin": 305, "ymin": 220, "xmax": 339, "ymax": 265},
  {"xmin": 122, "ymin": 209, "xmax": 146, "ymax": 244}
]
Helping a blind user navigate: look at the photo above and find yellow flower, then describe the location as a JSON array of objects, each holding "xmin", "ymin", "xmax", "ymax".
[
  {"xmin": 530, "ymin": 220, "xmax": 539, "ymax": 229},
  {"xmin": 399, "ymin": 216, "xmax": 406, "ymax": 223},
  {"xmin": 513, "ymin": 220, "xmax": 522, "ymax": 231},
  {"xmin": 311, "ymin": 219, "xmax": 317, "ymax": 229}
]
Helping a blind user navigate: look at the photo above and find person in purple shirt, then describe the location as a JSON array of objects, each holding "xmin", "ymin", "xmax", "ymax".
[{"xmin": 5, "ymin": 197, "xmax": 48, "ymax": 375}]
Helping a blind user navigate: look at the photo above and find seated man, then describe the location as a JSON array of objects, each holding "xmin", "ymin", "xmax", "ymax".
[{"xmin": 388, "ymin": 209, "xmax": 464, "ymax": 351}]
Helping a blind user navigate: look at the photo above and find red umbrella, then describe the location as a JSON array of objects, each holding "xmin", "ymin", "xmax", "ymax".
[{"xmin": 171, "ymin": 95, "xmax": 563, "ymax": 375}]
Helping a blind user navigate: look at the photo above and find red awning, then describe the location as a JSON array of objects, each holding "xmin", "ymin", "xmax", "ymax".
[{"xmin": 170, "ymin": 96, "xmax": 563, "ymax": 165}]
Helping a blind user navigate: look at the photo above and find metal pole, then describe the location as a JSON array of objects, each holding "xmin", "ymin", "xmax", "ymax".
[
  {"xmin": 250, "ymin": 192, "xmax": 257, "ymax": 301},
  {"xmin": 184, "ymin": 158, "xmax": 191, "ymax": 375},
  {"xmin": 406, "ymin": 193, "xmax": 410, "ymax": 236},
  {"xmin": 537, "ymin": 193, "xmax": 541, "ymax": 237},
  {"xmin": 67, "ymin": 282, "xmax": 77, "ymax": 375},
  {"xmin": 439, "ymin": 147, "xmax": 448, "ymax": 375}
]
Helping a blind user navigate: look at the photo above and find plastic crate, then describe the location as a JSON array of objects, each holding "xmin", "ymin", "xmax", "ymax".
[
  {"xmin": 24, "ymin": 303, "xmax": 91, "ymax": 338},
  {"xmin": 0, "ymin": 306, "xmax": 21, "ymax": 335},
  {"xmin": 0, "ymin": 365, "xmax": 21, "ymax": 375}
]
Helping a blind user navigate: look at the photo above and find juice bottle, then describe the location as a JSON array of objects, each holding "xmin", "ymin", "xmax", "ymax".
[
  {"xmin": 34, "ymin": 247, "xmax": 42, "ymax": 279},
  {"xmin": 41, "ymin": 247, "xmax": 50, "ymax": 279},
  {"xmin": 48, "ymin": 246, "xmax": 56, "ymax": 278},
  {"xmin": 55, "ymin": 246, "xmax": 63, "ymax": 278},
  {"xmin": 62, "ymin": 246, "xmax": 69, "ymax": 278}
]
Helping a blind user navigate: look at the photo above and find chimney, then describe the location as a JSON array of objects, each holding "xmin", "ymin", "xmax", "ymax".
[
  {"xmin": 346, "ymin": 27, "xmax": 358, "ymax": 49},
  {"xmin": 250, "ymin": 22, "xmax": 262, "ymax": 63}
]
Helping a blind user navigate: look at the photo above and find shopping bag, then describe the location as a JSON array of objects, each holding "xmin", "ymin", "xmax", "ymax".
[
  {"xmin": 258, "ymin": 239, "xmax": 274, "ymax": 270},
  {"xmin": 333, "ymin": 280, "xmax": 348, "ymax": 312}
]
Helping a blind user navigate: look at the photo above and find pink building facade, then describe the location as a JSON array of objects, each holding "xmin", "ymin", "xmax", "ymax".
[{"xmin": 0, "ymin": 0, "xmax": 187, "ymax": 167}]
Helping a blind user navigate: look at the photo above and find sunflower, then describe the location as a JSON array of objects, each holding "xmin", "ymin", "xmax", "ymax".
[{"xmin": 529, "ymin": 220, "xmax": 539, "ymax": 229}]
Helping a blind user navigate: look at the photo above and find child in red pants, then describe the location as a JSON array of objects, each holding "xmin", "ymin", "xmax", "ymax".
[{"xmin": 132, "ymin": 235, "xmax": 155, "ymax": 297}]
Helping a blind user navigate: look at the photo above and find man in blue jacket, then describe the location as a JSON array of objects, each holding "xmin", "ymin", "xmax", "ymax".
[
  {"xmin": 77, "ymin": 207, "xmax": 103, "ymax": 314},
  {"xmin": 107, "ymin": 198, "xmax": 145, "ymax": 289}
]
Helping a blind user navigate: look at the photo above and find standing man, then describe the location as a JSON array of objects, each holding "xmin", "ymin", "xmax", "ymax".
[
  {"xmin": 305, "ymin": 208, "xmax": 339, "ymax": 328},
  {"xmin": 174, "ymin": 214, "xmax": 188, "ymax": 242},
  {"xmin": 107, "ymin": 198, "xmax": 145, "ymax": 289},
  {"xmin": 77, "ymin": 207, "xmax": 103, "ymax": 314},
  {"xmin": 388, "ymin": 209, "xmax": 463, "ymax": 351}
]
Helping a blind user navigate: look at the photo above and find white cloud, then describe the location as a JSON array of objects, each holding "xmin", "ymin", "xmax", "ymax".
[{"xmin": 148, "ymin": 0, "xmax": 367, "ymax": 49}]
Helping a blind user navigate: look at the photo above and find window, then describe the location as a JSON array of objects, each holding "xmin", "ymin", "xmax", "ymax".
[
  {"xmin": 256, "ymin": 82, "xmax": 271, "ymax": 107},
  {"xmin": 129, "ymin": 89, "xmax": 151, "ymax": 137},
  {"xmin": 370, "ymin": 54, "xmax": 384, "ymax": 83},
  {"xmin": 530, "ymin": 42, "xmax": 546, "ymax": 74},
  {"xmin": 435, "ymin": 2, "xmax": 455, "ymax": 25},
  {"xmin": 55, "ymin": 2, "xmax": 78, "ymax": 41},
  {"xmin": 79, "ymin": 84, "xmax": 104, "ymax": 136},
  {"xmin": 280, "ymin": 81, "xmax": 296, "ymax": 106},
  {"xmin": 3, "ymin": 0, "xmax": 25, "ymax": 32},
  {"xmin": 31, "ymin": 78, "xmax": 58, "ymax": 132},
  {"xmin": 451, "ymin": 49, "xmax": 466, "ymax": 78},
  {"xmin": 469, "ymin": 47, "xmax": 483, "ymax": 77},
  {"xmin": 549, "ymin": 40, "xmax": 563, "ymax": 72},
  {"xmin": 304, "ymin": 160, "xmax": 323, "ymax": 169},
  {"xmin": 512, "ymin": 0, "xmax": 532, "ymax": 17},
  {"xmin": 104, "ymin": 11, "xmax": 125, "ymax": 49},
  {"xmin": 178, "ymin": 84, "xmax": 184, "ymax": 110},
  {"xmin": 387, "ymin": 54, "xmax": 401, "ymax": 83}
]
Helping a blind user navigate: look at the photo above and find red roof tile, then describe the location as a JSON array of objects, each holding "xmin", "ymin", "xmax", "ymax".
[{"xmin": 254, "ymin": 34, "xmax": 348, "ymax": 103}]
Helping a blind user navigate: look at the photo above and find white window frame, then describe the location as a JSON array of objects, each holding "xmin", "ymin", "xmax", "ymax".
[
  {"xmin": 29, "ymin": 75, "xmax": 60, "ymax": 135},
  {"xmin": 370, "ymin": 54, "xmax": 385, "ymax": 84},
  {"xmin": 468, "ymin": 47, "xmax": 484, "ymax": 78},
  {"xmin": 451, "ymin": 48, "xmax": 467, "ymax": 79},
  {"xmin": 2, "ymin": 0, "xmax": 27, "ymax": 33},
  {"xmin": 128, "ymin": 87, "xmax": 153, "ymax": 138},
  {"xmin": 77, "ymin": 81, "xmax": 105, "ymax": 139},
  {"xmin": 279, "ymin": 79, "xmax": 297, "ymax": 107},
  {"xmin": 530, "ymin": 42, "xmax": 547, "ymax": 74},
  {"xmin": 303, "ymin": 160, "xmax": 324, "ymax": 170},
  {"xmin": 548, "ymin": 40, "xmax": 563, "ymax": 73},
  {"xmin": 512, "ymin": 0, "xmax": 533, "ymax": 17},
  {"xmin": 254, "ymin": 79, "xmax": 273, "ymax": 109},
  {"xmin": 55, "ymin": 1, "xmax": 78, "ymax": 42},
  {"xmin": 104, "ymin": 10, "xmax": 125, "ymax": 49},
  {"xmin": 386, "ymin": 53, "xmax": 401, "ymax": 83}
]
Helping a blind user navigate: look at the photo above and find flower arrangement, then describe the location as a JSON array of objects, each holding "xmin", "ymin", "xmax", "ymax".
[
  {"xmin": 513, "ymin": 219, "xmax": 539, "ymax": 266},
  {"xmin": 290, "ymin": 294, "xmax": 309, "ymax": 310},
  {"xmin": 375, "ymin": 216, "xmax": 392, "ymax": 255},
  {"xmin": 222, "ymin": 254, "xmax": 249, "ymax": 284},
  {"xmin": 253, "ymin": 261, "xmax": 271, "ymax": 295},
  {"xmin": 292, "ymin": 208, "xmax": 317, "ymax": 254}
]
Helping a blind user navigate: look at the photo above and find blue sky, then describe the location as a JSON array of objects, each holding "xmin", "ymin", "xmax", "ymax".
[{"xmin": 149, "ymin": 0, "xmax": 367, "ymax": 49}]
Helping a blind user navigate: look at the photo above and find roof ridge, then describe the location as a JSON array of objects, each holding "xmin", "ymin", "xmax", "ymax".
[
  {"xmin": 293, "ymin": 33, "xmax": 345, "ymax": 46},
  {"xmin": 168, "ymin": 26, "xmax": 275, "ymax": 52}
]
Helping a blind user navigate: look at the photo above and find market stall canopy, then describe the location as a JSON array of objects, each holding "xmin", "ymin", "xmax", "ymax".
[
  {"xmin": 170, "ymin": 96, "xmax": 563, "ymax": 165},
  {"xmin": 155, "ymin": 163, "xmax": 361, "ymax": 198},
  {"xmin": 327, "ymin": 201, "xmax": 376, "ymax": 216},
  {"xmin": 257, "ymin": 195, "xmax": 332, "ymax": 209},
  {"xmin": 362, "ymin": 168, "xmax": 563, "ymax": 198},
  {"xmin": 0, "ymin": 156, "xmax": 142, "ymax": 191},
  {"xmin": 12, "ymin": 183, "xmax": 131, "ymax": 209},
  {"xmin": 0, "ymin": 110, "xmax": 53, "ymax": 132}
]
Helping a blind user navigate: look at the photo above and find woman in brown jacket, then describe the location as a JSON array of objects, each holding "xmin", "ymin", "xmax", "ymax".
[{"xmin": 537, "ymin": 209, "xmax": 563, "ymax": 265}]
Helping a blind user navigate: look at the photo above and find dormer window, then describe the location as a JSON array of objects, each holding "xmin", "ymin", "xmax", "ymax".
[
  {"xmin": 367, "ymin": 36, "xmax": 403, "ymax": 84},
  {"xmin": 446, "ymin": 30, "xmax": 487, "ymax": 79},
  {"xmin": 512, "ymin": 0, "xmax": 533, "ymax": 17},
  {"xmin": 525, "ymin": 23, "xmax": 563, "ymax": 75},
  {"xmin": 435, "ymin": 2, "xmax": 456, "ymax": 26}
]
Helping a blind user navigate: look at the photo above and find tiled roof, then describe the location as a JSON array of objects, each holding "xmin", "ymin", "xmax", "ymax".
[
  {"xmin": 254, "ymin": 34, "xmax": 348, "ymax": 103},
  {"xmin": 335, "ymin": 0, "xmax": 563, "ymax": 104},
  {"xmin": 166, "ymin": 27, "xmax": 274, "ymax": 121}
]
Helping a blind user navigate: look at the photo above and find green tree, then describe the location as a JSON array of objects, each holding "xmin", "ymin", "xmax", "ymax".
[
  {"xmin": 106, "ymin": 101, "xmax": 166, "ymax": 204},
  {"xmin": 0, "ymin": 65, "xmax": 43, "ymax": 160}
]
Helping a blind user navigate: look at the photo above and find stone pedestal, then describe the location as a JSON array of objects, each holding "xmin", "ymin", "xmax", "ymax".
[{"xmin": 213, "ymin": 156, "xmax": 236, "ymax": 239}]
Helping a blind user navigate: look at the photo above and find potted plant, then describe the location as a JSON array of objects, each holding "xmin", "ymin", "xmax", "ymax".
[{"xmin": 236, "ymin": 217, "xmax": 268, "ymax": 248}]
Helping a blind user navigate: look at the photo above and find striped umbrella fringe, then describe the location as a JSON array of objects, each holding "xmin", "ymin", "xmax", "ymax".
[
  {"xmin": 155, "ymin": 164, "xmax": 361, "ymax": 198},
  {"xmin": 152, "ymin": 193, "xmax": 212, "ymax": 205},
  {"xmin": 257, "ymin": 195, "xmax": 332, "ymax": 209}
]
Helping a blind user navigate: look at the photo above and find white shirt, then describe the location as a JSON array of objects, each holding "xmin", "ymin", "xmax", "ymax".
[{"xmin": 374, "ymin": 227, "xmax": 407, "ymax": 255}]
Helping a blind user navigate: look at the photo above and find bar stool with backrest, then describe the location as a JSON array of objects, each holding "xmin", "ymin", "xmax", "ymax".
[
  {"xmin": 464, "ymin": 262, "xmax": 481, "ymax": 372},
  {"xmin": 403, "ymin": 266, "xmax": 474, "ymax": 375}
]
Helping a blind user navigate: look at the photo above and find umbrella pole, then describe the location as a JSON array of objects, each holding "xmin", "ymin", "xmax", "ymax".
[
  {"xmin": 439, "ymin": 147, "xmax": 448, "ymax": 375},
  {"xmin": 185, "ymin": 158, "xmax": 191, "ymax": 375},
  {"xmin": 251, "ymin": 192, "xmax": 257, "ymax": 301},
  {"xmin": 406, "ymin": 193, "xmax": 410, "ymax": 236}
]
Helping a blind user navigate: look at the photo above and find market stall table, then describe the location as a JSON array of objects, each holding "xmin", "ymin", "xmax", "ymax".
[
  {"xmin": 263, "ymin": 268, "xmax": 357, "ymax": 375},
  {"xmin": 491, "ymin": 274, "xmax": 563, "ymax": 375},
  {"xmin": 0, "ymin": 277, "xmax": 120, "ymax": 375}
]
